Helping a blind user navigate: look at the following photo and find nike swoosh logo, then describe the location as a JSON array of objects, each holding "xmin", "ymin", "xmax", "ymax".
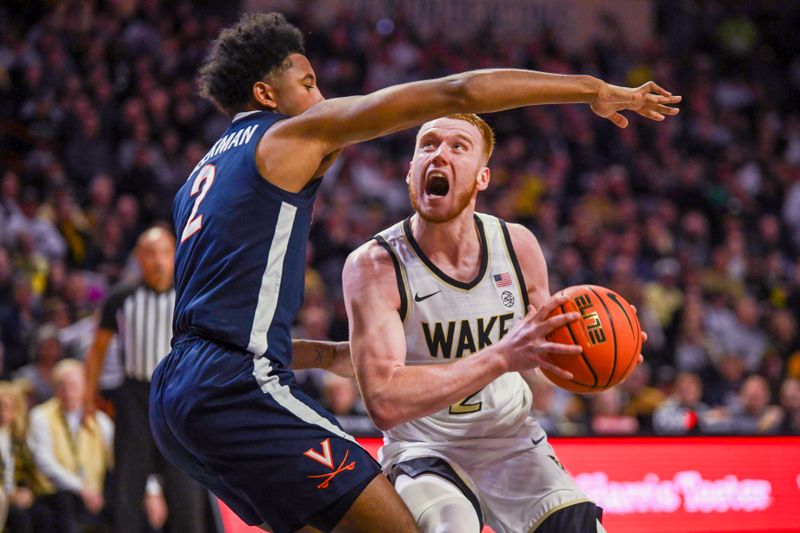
[
  {"xmin": 532, "ymin": 436, "xmax": 545, "ymax": 446},
  {"xmin": 414, "ymin": 291, "xmax": 441, "ymax": 302}
]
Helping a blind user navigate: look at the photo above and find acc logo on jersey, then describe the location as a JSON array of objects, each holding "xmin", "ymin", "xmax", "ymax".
[
  {"xmin": 303, "ymin": 438, "xmax": 356, "ymax": 489},
  {"xmin": 501, "ymin": 290, "xmax": 515, "ymax": 308}
]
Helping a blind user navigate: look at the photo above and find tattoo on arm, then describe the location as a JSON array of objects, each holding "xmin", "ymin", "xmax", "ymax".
[{"xmin": 314, "ymin": 346, "xmax": 328, "ymax": 369}]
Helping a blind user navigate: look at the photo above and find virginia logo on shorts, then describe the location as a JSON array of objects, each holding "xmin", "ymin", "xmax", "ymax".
[{"xmin": 303, "ymin": 438, "xmax": 356, "ymax": 489}]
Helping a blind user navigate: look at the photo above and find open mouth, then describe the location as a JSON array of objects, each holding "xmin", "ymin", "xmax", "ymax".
[{"xmin": 425, "ymin": 174, "xmax": 450, "ymax": 197}]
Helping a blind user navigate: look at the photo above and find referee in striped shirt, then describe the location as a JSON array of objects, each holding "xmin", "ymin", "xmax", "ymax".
[{"xmin": 84, "ymin": 226, "xmax": 206, "ymax": 533}]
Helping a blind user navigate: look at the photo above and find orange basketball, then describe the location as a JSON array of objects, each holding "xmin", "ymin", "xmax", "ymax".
[{"xmin": 542, "ymin": 285, "xmax": 642, "ymax": 394}]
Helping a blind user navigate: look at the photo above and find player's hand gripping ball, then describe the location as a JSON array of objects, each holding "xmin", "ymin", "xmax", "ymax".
[{"xmin": 543, "ymin": 285, "xmax": 642, "ymax": 393}]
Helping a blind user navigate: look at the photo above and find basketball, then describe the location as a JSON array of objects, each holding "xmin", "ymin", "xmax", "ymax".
[{"xmin": 542, "ymin": 285, "xmax": 642, "ymax": 394}]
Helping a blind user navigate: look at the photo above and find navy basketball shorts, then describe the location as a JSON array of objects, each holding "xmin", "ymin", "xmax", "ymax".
[{"xmin": 149, "ymin": 335, "xmax": 382, "ymax": 533}]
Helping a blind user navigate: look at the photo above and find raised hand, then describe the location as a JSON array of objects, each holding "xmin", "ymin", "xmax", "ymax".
[
  {"xmin": 591, "ymin": 81, "xmax": 681, "ymax": 128},
  {"xmin": 497, "ymin": 294, "xmax": 582, "ymax": 378}
]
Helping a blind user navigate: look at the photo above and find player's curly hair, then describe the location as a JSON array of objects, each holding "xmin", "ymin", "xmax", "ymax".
[{"xmin": 198, "ymin": 13, "xmax": 305, "ymax": 115}]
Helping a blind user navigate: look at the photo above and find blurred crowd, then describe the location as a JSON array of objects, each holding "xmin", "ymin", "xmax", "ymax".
[{"xmin": 1, "ymin": 1, "xmax": 800, "ymax": 525}]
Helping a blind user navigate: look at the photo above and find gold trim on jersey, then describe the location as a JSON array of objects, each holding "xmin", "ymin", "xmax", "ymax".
[
  {"xmin": 374, "ymin": 235, "xmax": 413, "ymax": 322},
  {"xmin": 526, "ymin": 498, "xmax": 593, "ymax": 533},
  {"xmin": 496, "ymin": 217, "xmax": 530, "ymax": 310},
  {"xmin": 397, "ymin": 258, "xmax": 412, "ymax": 324}
]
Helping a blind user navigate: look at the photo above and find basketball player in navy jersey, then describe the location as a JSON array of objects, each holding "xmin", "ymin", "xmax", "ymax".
[{"xmin": 149, "ymin": 12, "xmax": 680, "ymax": 533}]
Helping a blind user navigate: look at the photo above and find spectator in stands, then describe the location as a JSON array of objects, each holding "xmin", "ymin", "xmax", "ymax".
[
  {"xmin": 727, "ymin": 296, "xmax": 769, "ymax": 372},
  {"xmin": 62, "ymin": 272, "xmax": 94, "ymax": 324},
  {"xmin": 705, "ymin": 375, "xmax": 784, "ymax": 434},
  {"xmin": 83, "ymin": 174, "xmax": 115, "ymax": 232},
  {"xmin": 778, "ymin": 378, "xmax": 800, "ymax": 434},
  {"xmin": 673, "ymin": 290, "xmax": 712, "ymax": 373},
  {"xmin": 704, "ymin": 353, "xmax": 747, "ymax": 408},
  {"xmin": 653, "ymin": 371, "xmax": 709, "ymax": 435},
  {"xmin": 0, "ymin": 246, "xmax": 13, "ymax": 307},
  {"xmin": 5, "ymin": 188, "xmax": 65, "ymax": 263},
  {"xmin": 528, "ymin": 371, "xmax": 584, "ymax": 436},
  {"xmin": 27, "ymin": 359, "xmax": 112, "ymax": 533},
  {"xmin": 643, "ymin": 257, "xmax": 684, "ymax": 332},
  {"xmin": 0, "ymin": 172, "xmax": 22, "ymax": 246},
  {"xmin": 322, "ymin": 374, "xmax": 378, "ymax": 437},
  {"xmin": 0, "ymin": 275, "xmax": 39, "ymax": 374},
  {"xmin": 621, "ymin": 363, "xmax": 665, "ymax": 432},
  {"xmin": 0, "ymin": 381, "xmax": 46, "ymax": 533},
  {"xmin": 764, "ymin": 309, "xmax": 800, "ymax": 391},
  {"xmin": 589, "ymin": 389, "xmax": 639, "ymax": 435},
  {"xmin": 13, "ymin": 324, "xmax": 64, "ymax": 405},
  {"xmin": 0, "ymin": 345, "xmax": 6, "ymax": 383},
  {"xmin": 93, "ymin": 218, "xmax": 128, "ymax": 284},
  {"xmin": 10, "ymin": 230, "xmax": 49, "ymax": 296},
  {"xmin": 48, "ymin": 188, "xmax": 93, "ymax": 270}
]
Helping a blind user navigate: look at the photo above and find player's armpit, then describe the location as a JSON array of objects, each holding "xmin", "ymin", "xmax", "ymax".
[
  {"xmin": 504, "ymin": 222, "xmax": 550, "ymax": 310},
  {"xmin": 254, "ymin": 127, "xmax": 332, "ymax": 193}
]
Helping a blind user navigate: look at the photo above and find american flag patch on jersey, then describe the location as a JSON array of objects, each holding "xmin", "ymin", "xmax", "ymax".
[{"xmin": 493, "ymin": 272, "xmax": 512, "ymax": 287}]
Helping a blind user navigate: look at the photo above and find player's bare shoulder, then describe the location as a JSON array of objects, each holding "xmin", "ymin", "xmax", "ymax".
[
  {"xmin": 504, "ymin": 222, "xmax": 540, "ymax": 253},
  {"xmin": 346, "ymin": 238, "xmax": 393, "ymax": 264},
  {"xmin": 343, "ymin": 239, "xmax": 402, "ymax": 310},
  {"xmin": 255, "ymin": 116, "xmax": 333, "ymax": 193},
  {"xmin": 503, "ymin": 222, "xmax": 549, "ymax": 299}
]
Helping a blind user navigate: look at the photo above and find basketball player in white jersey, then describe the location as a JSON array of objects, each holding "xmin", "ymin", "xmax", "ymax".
[{"xmin": 343, "ymin": 114, "xmax": 647, "ymax": 532}]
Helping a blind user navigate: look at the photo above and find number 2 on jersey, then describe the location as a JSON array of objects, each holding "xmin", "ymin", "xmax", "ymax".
[
  {"xmin": 180, "ymin": 164, "xmax": 216, "ymax": 243},
  {"xmin": 450, "ymin": 389, "xmax": 483, "ymax": 415}
]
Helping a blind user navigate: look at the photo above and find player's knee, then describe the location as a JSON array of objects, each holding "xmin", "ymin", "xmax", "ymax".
[
  {"xmin": 417, "ymin": 495, "xmax": 480, "ymax": 533},
  {"xmin": 395, "ymin": 474, "xmax": 481, "ymax": 533}
]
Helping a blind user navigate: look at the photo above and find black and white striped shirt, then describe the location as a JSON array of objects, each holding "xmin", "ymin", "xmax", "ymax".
[{"xmin": 99, "ymin": 284, "xmax": 175, "ymax": 382}]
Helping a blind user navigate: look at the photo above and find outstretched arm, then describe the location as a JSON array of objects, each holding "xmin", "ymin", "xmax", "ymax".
[
  {"xmin": 261, "ymin": 72, "xmax": 680, "ymax": 191},
  {"xmin": 343, "ymin": 240, "xmax": 580, "ymax": 431},
  {"xmin": 297, "ymin": 72, "xmax": 679, "ymax": 148}
]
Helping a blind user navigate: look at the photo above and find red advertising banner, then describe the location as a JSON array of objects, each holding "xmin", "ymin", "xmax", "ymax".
[
  {"xmin": 552, "ymin": 436, "xmax": 800, "ymax": 533},
  {"xmin": 218, "ymin": 436, "xmax": 800, "ymax": 533}
]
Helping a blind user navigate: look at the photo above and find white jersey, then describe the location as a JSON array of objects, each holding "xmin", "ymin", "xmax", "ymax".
[
  {"xmin": 375, "ymin": 213, "xmax": 543, "ymax": 453},
  {"xmin": 374, "ymin": 214, "xmax": 596, "ymax": 533}
]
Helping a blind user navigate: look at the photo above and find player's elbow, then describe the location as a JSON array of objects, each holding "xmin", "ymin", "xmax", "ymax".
[
  {"xmin": 371, "ymin": 414, "xmax": 399, "ymax": 432},
  {"xmin": 364, "ymin": 396, "xmax": 402, "ymax": 431},
  {"xmin": 440, "ymin": 75, "xmax": 476, "ymax": 113}
]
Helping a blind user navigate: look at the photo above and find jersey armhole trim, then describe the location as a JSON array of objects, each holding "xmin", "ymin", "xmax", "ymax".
[
  {"xmin": 374, "ymin": 236, "xmax": 408, "ymax": 321},
  {"xmin": 245, "ymin": 115, "xmax": 320, "ymax": 206},
  {"xmin": 498, "ymin": 219, "xmax": 530, "ymax": 309}
]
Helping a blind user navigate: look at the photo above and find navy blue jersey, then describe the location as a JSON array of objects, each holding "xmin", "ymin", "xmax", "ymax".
[{"xmin": 172, "ymin": 110, "xmax": 321, "ymax": 368}]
